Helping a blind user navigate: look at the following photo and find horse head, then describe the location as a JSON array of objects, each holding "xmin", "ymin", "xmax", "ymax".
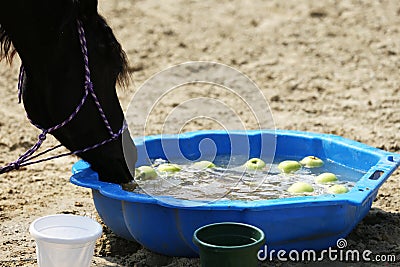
[{"xmin": 0, "ymin": 0, "xmax": 137, "ymax": 184}]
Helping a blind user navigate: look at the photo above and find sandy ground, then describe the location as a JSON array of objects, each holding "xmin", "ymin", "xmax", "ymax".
[{"xmin": 1, "ymin": 0, "xmax": 400, "ymax": 266}]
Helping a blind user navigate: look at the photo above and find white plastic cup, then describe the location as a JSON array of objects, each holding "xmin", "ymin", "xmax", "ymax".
[{"xmin": 29, "ymin": 214, "xmax": 103, "ymax": 267}]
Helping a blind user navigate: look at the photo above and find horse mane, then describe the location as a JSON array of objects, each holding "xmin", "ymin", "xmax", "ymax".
[
  {"xmin": 94, "ymin": 15, "xmax": 130, "ymax": 88},
  {"xmin": 0, "ymin": 24, "xmax": 16, "ymax": 63},
  {"xmin": 0, "ymin": 1, "xmax": 130, "ymax": 87}
]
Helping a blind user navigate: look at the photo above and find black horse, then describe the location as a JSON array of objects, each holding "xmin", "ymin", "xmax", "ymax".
[{"xmin": 0, "ymin": 0, "xmax": 137, "ymax": 184}]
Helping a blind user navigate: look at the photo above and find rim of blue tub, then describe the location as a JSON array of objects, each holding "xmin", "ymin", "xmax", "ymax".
[{"xmin": 70, "ymin": 129, "xmax": 400, "ymax": 210}]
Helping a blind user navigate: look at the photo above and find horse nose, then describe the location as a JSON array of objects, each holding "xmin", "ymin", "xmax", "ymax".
[
  {"xmin": 96, "ymin": 156, "xmax": 135, "ymax": 184},
  {"xmin": 109, "ymin": 142, "xmax": 137, "ymax": 183},
  {"xmin": 93, "ymin": 130, "xmax": 137, "ymax": 184},
  {"xmin": 79, "ymin": 129, "xmax": 137, "ymax": 184}
]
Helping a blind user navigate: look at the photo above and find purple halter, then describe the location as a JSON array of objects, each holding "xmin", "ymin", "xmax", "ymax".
[{"xmin": 0, "ymin": 20, "xmax": 127, "ymax": 174}]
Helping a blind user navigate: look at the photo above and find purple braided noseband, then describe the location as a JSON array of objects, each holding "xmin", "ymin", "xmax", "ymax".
[{"xmin": 0, "ymin": 20, "xmax": 127, "ymax": 174}]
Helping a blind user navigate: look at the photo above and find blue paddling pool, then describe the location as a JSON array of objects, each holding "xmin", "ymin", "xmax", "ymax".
[{"xmin": 70, "ymin": 130, "xmax": 400, "ymax": 257}]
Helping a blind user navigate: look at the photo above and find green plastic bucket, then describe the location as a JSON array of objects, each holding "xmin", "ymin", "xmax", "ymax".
[{"xmin": 193, "ymin": 222, "xmax": 265, "ymax": 267}]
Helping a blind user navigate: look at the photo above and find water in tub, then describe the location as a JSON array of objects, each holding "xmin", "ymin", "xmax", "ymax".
[{"xmin": 129, "ymin": 155, "xmax": 365, "ymax": 201}]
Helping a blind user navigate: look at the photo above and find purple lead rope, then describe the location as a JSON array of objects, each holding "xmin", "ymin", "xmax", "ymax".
[{"xmin": 0, "ymin": 20, "xmax": 127, "ymax": 174}]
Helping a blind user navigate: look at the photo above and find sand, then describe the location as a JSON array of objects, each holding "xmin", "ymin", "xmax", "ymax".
[{"xmin": 1, "ymin": 0, "xmax": 399, "ymax": 266}]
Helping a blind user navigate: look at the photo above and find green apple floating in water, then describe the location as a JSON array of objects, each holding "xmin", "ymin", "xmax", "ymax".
[
  {"xmin": 192, "ymin": 160, "xmax": 216, "ymax": 170},
  {"xmin": 278, "ymin": 160, "xmax": 301, "ymax": 173},
  {"xmin": 244, "ymin": 158, "xmax": 266, "ymax": 170},
  {"xmin": 300, "ymin": 156, "xmax": 324, "ymax": 168},
  {"xmin": 315, "ymin": 172, "xmax": 338, "ymax": 184},
  {"xmin": 136, "ymin": 166, "xmax": 158, "ymax": 180},
  {"xmin": 327, "ymin": 184, "xmax": 349, "ymax": 194},
  {"xmin": 288, "ymin": 182, "xmax": 314, "ymax": 193},
  {"xmin": 157, "ymin": 163, "xmax": 182, "ymax": 173}
]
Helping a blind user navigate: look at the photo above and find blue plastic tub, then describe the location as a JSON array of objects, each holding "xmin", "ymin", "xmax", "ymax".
[{"xmin": 70, "ymin": 130, "xmax": 400, "ymax": 257}]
